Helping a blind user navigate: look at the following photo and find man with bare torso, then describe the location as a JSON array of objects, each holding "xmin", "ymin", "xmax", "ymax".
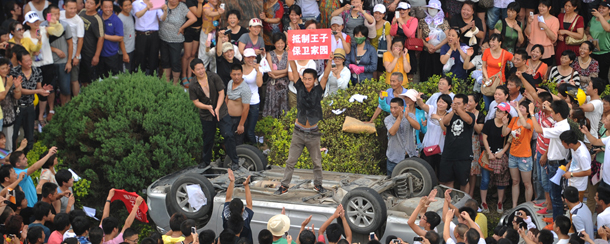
[{"xmin": 225, "ymin": 64, "xmax": 250, "ymax": 146}]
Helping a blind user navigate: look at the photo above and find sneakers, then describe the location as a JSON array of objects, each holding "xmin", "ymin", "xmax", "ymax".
[
  {"xmin": 481, "ymin": 203, "xmax": 490, "ymax": 213},
  {"xmin": 230, "ymin": 163, "xmax": 241, "ymax": 171},
  {"xmin": 543, "ymin": 217, "xmax": 553, "ymax": 223},
  {"xmin": 534, "ymin": 201, "xmax": 546, "ymax": 207},
  {"xmin": 497, "ymin": 203, "xmax": 504, "ymax": 214},
  {"xmin": 537, "ymin": 208, "xmax": 551, "ymax": 215},
  {"xmin": 314, "ymin": 185, "xmax": 327, "ymax": 194},
  {"xmin": 275, "ymin": 185, "xmax": 288, "ymax": 195},
  {"xmin": 47, "ymin": 110, "xmax": 55, "ymax": 121}
]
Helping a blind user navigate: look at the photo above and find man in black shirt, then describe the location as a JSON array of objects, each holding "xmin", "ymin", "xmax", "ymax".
[
  {"xmin": 216, "ymin": 35, "xmax": 240, "ymax": 88},
  {"xmin": 440, "ymin": 94, "xmax": 475, "ymax": 191},
  {"xmin": 188, "ymin": 58, "xmax": 239, "ymax": 169},
  {"xmin": 275, "ymin": 57, "xmax": 332, "ymax": 195}
]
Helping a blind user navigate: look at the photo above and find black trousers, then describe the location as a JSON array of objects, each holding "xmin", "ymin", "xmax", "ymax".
[
  {"xmin": 98, "ymin": 54, "xmax": 121, "ymax": 78},
  {"xmin": 592, "ymin": 52, "xmax": 610, "ymax": 84},
  {"xmin": 134, "ymin": 31, "xmax": 160, "ymax": 75},
  {"xmin": 200, "ymin": 115, "xmax": 238, "ymax": 166},
  {"xmin": 13, "ymin": 104, "xmax": 35, "ymax": 154}
]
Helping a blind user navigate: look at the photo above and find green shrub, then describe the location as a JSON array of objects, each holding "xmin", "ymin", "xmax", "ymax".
[{"xmin": 41, "ymin": 72, "xmax": 203, "ymax": 204}]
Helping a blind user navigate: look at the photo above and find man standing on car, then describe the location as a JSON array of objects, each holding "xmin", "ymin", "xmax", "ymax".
[{"xmin": 275, "ymin": 56, "xmax": 332, "ymax": 195}]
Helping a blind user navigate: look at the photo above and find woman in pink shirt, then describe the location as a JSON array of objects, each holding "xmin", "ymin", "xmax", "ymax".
[{"xmin": 525, "ymin": 0, "xmax": 559, "ymax": 66}]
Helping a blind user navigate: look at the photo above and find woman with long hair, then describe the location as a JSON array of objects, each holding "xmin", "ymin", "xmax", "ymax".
[{"xmin": 416, "ymin": 86, "xmax": 452, "ymax": 178}]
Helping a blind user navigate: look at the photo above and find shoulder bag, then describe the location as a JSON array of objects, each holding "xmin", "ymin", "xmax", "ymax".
[
  {"xmin": 377, "ymin": 21, "xmax": 388, "ymax": 58},
  {"xmin": 481, "ymin": 50, "xmax": 506, "ymax": 96},
  {"xmin": 565, "ymin": 16, "xmax": 587, "ymax": 45},
  {"xmin": 404, "ymin": 18, "xmax": 424, "ymax": 51}
]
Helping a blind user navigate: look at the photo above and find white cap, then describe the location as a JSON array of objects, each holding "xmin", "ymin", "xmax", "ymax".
[
  {"xmin": 243, "ymin": 48, "xmax": 257, "ymax": 57},
  {"xmin": 397, "ymin": 2, "xmax": 411, "ymax": 10},
  {"xmin": 400, "ymin": 89, "xmax": 418, "ymax": 102},
  {"xmin": 331, "ymin": 16, "xmax": 344, "ymax": 26},
  {"xmin": 23, "ymin": 11, "xmax": 40, "ymax": 25},
  {"xmin": 249, "ymin": 18, "xmax": 263, "ymax": 27},
  {"xmin": 373, "ymin": 4, "xmax": 386, "ymax": 13}
]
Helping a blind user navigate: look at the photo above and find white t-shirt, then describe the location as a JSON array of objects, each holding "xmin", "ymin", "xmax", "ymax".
[
  {"xmin": 60, "ymin": 11, "xmax": 85, "ymax": 59},
  {"xmin": 585, "ymin": 99, "xmax": 603, "ymax": 139},
  {"xmin": 602, "ymin": 136, "xmax": 610, "ymax": 184},
  {"xmin": 568, "ymin": 141, "xmax": 592, "ymax": 191},
  {"xmin": 542, "ymin": 119, "xmax": 571, "ymax": 161},
  {"xmin": 425, "ymin": 92, "xmax": 455, "ymax": 107},
  {"xmin": 288, "ymin": 59, "xmax": 317, "ymax": 94},
  {"xmin": 598, "ymin": 207, "xmax": 610, "ymax": 228},
  {"xmin": 556, "ymin": 239, "xmax": 569, "ymax": 244},
  {"xmin": 243, "ymin": 68, "xmax": 260, "ymax": 105}
]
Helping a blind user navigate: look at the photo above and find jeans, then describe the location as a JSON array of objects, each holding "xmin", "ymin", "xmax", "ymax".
[
  {"xmin": 483, "ymin": 95, "xmax": 494, "ymax": 111},
  {"xmin": 134, "ymin": 31, "xmax": 160, "ymax": 75},
  {"xmin": 387, "ymin": 160, "xmax": 398, "ymax": 176},
  {"xmin": 281, "ymin": 128, "xmax": 323, "ymax": 187},
  {"xmin": 487, "ymin": 7, "xmax": 508, "ymax": 30},
  {"xmin": 13, "ymin": 105, "xmax": 35, "ymax": 154},
  {"xmin": 200, "ymin": 115, "xmax": 238, "ymax": 166},
  {"xmin": 481, "ymin": 169, "xmax": 491, "ymax": 190},
  {"xmin": 545, "ymin": 162, "xmax": 565, "ymax": 220},
  {"xmin": 57, "ymin": 63, "xmax": 71, "ymax": 96},
  {"xmin": 534, "ymin": 151, "xmax": 550, "ymax": 201},
  {"xmin": 246, "ymin": 103, "xmax": 259, "ymax": 144},
  {"xmin": 231, "ymin": 116, "xmax": 245, "ymax": 146}
]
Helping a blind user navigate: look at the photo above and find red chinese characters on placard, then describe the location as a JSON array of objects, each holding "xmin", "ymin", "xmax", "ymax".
[
  {"xmin": 287, "ymin": 29, "xmax": 332, "ymax": 60},
  {"xmin": 110, "ymin": 189, "xmax": 149, "ymax": 223}
]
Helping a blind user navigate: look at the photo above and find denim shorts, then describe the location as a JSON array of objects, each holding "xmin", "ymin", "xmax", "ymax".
[{"xmin": 508, "ymin": 154, "xmax": 534, "ymax": 172}]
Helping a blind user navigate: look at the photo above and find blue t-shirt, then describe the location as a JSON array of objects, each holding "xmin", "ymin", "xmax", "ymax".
[
  {"xmin": 440, "ymin": 43, "xmax": 467, "ymax": 79},
  {"xmin": 14, "ymin": 168, "xmax": 36, "ymax": 208},
  {"xmin": 221, "ymin": 202, "xmax": 254, "ymax": 244},
  {"xmin": 98, "ymin": 12, "xmax": 124, "ymax": 57},
  {"xmin": 29, "ymin": 223, "xmax": 50, "ymax": 243}
]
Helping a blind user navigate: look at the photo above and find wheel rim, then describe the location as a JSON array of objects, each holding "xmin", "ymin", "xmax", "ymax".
[
  {"xmin": 238, "ymin": 155, "xmax": 258, "ymax": 171},
  {"xmin": 396, "ymin": 167, "xmax": 425, "ymax": 194},
  {"xmin": 346, "ymin": 196, "xmax": 376, "ymax": 228},
  {"xmin": 175, "ymin": 183, "xmax": 200, "ymax": 213}
]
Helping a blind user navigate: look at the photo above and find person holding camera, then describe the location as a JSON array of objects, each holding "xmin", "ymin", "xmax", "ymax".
[
  {"xmin": 329, "ymin": 16, "xmax": 351, "ymax": 55},
  {"xmin": 563, "ymin": 186, "xmax": 594, "ymax": 238}
]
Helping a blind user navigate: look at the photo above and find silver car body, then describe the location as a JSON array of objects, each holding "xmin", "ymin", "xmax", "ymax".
[{"xmin": 147, "ymin": 165, "xmax": 471, "ymax": 242}]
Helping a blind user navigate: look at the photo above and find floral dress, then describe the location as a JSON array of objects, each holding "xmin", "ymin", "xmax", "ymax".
[
  {"xmin": 571, "ymin": 57, "xmax": 599, "ymax": 79},
  {"xmin": 263, "ymin": 50, "xmax": 289, "ymax": 118},
  {"xmin": 471, "ymin": 112, "xmax": 483, "ymax": 175},
  {"xmin": 319, "ymin": 0, "xmax": 341, "ymax": 28},
  {"xmin": 262, "ymin": 0, "xmax": 284, "ymax": 46}
]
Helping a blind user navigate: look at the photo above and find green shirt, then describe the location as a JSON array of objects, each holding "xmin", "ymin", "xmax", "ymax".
[
  {"xmin": 589, "ymin": 18, "xmax": 610, "ymax": 55},
  {"xmin": 494, "ymin": 19, "xmax": 521, "ymax": 54}
]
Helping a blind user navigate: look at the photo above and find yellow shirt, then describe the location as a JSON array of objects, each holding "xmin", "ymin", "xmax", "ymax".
[
  {"xmin": 9, "ymin": 36, "xmax": 42, "ymax": 54},
  {"xmin": 162, "ymin": 235, "xmax": 185, "ymax": 244},
  {"xmin": 383, "ymin": 51, "xmax": 410, "ymax": 86},
  {"xmin": 475, "ymin": 213, "xmax": 488, "ymax": 237}
]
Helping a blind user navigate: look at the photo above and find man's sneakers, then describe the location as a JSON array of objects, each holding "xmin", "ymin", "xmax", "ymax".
[
  {"xmin": 481, "ymin": 203, "xmax": 490, "ymax": 213},
  {"xmin": 231, "ymin": 163, "xmax": 241, "ymax": 171},
  {"xmin": 497, "ymin": 203, "xmax": 504, "ymax": 214},
  {"xmin": 275, "ymin": 185, "xmax": 288, "ymax": 195},
  {"xmin": 314, "ymin": 185, "xmax": 327, "ymax": 194},
  {"xmin": 534, "ymin": 201, "xmax": 546, "ymax": 208}
]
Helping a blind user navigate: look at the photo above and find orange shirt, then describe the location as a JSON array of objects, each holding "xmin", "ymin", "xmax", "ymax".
[
  {"xmin": 383, "ymin": 51, "xmax": 410, "ymax": 86},
  {"xmin": 525, "ymin": 60, "xmax": 549, "ymax": 80},
  {"xmin": 483, "ymin": 48, "xmax": 513, "ymax": 82},
  {"xmin": 508, "ymin": 117, "xmax": 534, "ymax": 157}
]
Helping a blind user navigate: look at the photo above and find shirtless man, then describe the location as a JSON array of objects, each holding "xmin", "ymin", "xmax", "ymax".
[{"xmin": 225, "ymin": 64, "xmax": 251, "ymax": 146}]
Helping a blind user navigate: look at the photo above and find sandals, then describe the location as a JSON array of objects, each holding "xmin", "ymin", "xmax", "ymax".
[{"xmin": 181, "ymin": 77, "xmax": 190, "ymax": 88}]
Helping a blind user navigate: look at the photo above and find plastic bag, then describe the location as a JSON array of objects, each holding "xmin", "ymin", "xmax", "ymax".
[{"xmin": 259, "ymin": 54, "xmax": 271, "ymax": 73}]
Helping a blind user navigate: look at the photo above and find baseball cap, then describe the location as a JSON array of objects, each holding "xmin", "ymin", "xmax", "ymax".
[
  {"xmin": 397, "ymin": 2, "xmax": 411, "ymax": 10},
  {"xmin": 373, "ymin": 4, "xmax": 386, "ymax": 13},
  {"xmin": 426, "ymin": 0, "xmax": 442, "ymax": 10},
  {"xmin": 23, "ymin": 11, "xmax": 40, "ymax": 25},
  {"xmin": 495, "ymin": 102, "xmax": 511, "ymax": 113},
  {"xmin": 331, "ymin": 16, "xmax": 344, "ymax": 26},
  {"xmin": 267, "ymin": 214, "xmax": 291, "ymax": 236},
  {"xmin": 243, "ymin": 48, "xmax": 256, "ymax": 57},
  {"xmin": 333, "ymin": 48, "xmax": 346, "ymax": 59},
  {"xmin": 400, "ymin": 89, "xmax": 418, "ymax": 102},
  {"xmin": 602, "ymin": 0, "xmax": 610, "ymax": 8},
  {"xmin": 221, "ymin": 42, "xmax": 233, "ymax": 53},
  {"xmin": 249, "ymin": 18, "xmax": 263, "ymax": 27}
]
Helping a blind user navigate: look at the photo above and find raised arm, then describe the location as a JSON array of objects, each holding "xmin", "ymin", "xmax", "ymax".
[
  {"xmin": 319, "ymin": 58, "xmax": 332, "ymax": 90},
  {"xmin": 319, "ymin": 205, "xmax": 341, "ymax": 239},
  {"xmin": 101, "ymin": 188, "xmax": 115, "ymax": 222},
  {"xmin": 244, "ymin": 176, "xmax": 252, "ymax": 210},
  {"xmin": 226, "ymin": 169, "xmax": 235, "ymax": 202},
  {"xmin": 27, "ymin": 146, "xmax": 57, "ymax": 175},
  {"xmin": 528, "ymin": 102, "xmax": 544, "ymax": 133},
  {"xmin": 408, "ymin": 197, "xmax": 430, "ymax": 237},
  {"xmin": 443, "ymin": 209, "xmax": 454, "ymax": 242},
  {"xmin": 122, "ymin": 196, "xmax": 144, "ymax": 233}
]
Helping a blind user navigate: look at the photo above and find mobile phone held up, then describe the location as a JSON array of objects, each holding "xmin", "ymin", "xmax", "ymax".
[
  {"xmin": 413, "ymin": 237, "xmax": 424, "ymax": 242},
  {"xmin": 191, "ymin": 227, "xmax": 197, "ymax": 234},
  {"xmin": 370, "ymin": 232, "xmax": 375, "ymax": 240}
]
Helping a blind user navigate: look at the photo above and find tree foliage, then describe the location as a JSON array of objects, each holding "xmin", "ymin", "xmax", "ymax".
[{"xmin": 41, "ymin": 72, "xmax": 203, "ymax": 201}]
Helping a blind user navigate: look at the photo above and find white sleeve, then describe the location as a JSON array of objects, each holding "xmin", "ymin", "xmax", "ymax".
[
  {"xmin": 77, "ymin": 19, "xmax": 85, "ymax": 38},
  {"xmin": 337, "ymin": 67, "xmax": 351, "ymax": 90},
  {"xmin": 450, "ymin": 222, "xmax": 456, "ymax": 241}
]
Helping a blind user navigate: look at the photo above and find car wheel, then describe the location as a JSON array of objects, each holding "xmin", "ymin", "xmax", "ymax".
[
  {"xmin": 391, "ymin": 157, "xmax": 437, "ymax": 197},
  {"xmin": 167, "ymin": 173, "xmax": 216, "ymax": 219},
  {"xmin": 341, "ymin": 187, "xmax": 387, "ymax": 234},
  {"xmin": 223, "ymin": 145, "xmax": 266, "ymax": 171}
]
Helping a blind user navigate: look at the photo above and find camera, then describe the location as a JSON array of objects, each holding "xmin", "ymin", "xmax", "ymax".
[
  {"xmin": 515, "ymin": 211, "xmax": 522, "ymax": 216},
  {"xmin": 332, "ymin": 31, "xmax": 338, "ymax": 35},
  {"xmin": 413, "ymin": 237, "xmax": 423, "ymax": 242},
  {"xmin": 392, "ymin": 239, "xmax": 400, "ymax": 244},
  {"xmin": 224, "ymin": 28, "xmax": 232, "ymax": 35},
  {"xmin": 420, "ymin": 94, "xmax": 430, "ymax": 101},
  {"xmin": 578, "ymin": 232, "xmax": 585, "ymax": 238}
]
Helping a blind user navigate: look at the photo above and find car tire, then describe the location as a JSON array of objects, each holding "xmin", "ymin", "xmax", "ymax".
[
  {"xmin": 341, "ymin": 187, "xmax": 387, "ymax": 234},
  {"xmin": 223, "ymin": 144, "xmax": 266, "ymax": 171},
  {"xmin": 391, "ymin": 157, "xmax": 437, "ymax": 197},
  {"xmin": 167, "ymin": 173, "xmax": 216, "ymax": 219}
]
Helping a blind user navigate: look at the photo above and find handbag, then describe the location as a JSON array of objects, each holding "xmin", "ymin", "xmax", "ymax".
[
  {"xmin": 259, "ymin": 53, "xmax": 271, "ymax": 73},
  {"xmin": 565, "ymin": 16, "xmax": 587, "ymax": 46},
  {"xmin": 406, "ymin": 38, "xmax": 424, "ymax": 51},
  {"xmin": 478, "ymin": 0, "xmax": 494, "ymax": 9},
  {"xmin": 478, "ymin": 151, "xmax": 492, "ymax": 171},
  {"xmin": 481, "ymin": 50, "xmax": 505, "ymax": 96},
  {"xmin": 423, "ymin": 145, "xmax": 441, "ymax": 156},
  {"xmin": 377, "ymin": 22, "xmax": 388, "ymax": 58}
]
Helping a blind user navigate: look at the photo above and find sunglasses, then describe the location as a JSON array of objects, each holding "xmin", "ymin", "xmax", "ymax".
[{"xmin": 15, "ymin": 28, "xmax": 23, "ymax": 32}]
